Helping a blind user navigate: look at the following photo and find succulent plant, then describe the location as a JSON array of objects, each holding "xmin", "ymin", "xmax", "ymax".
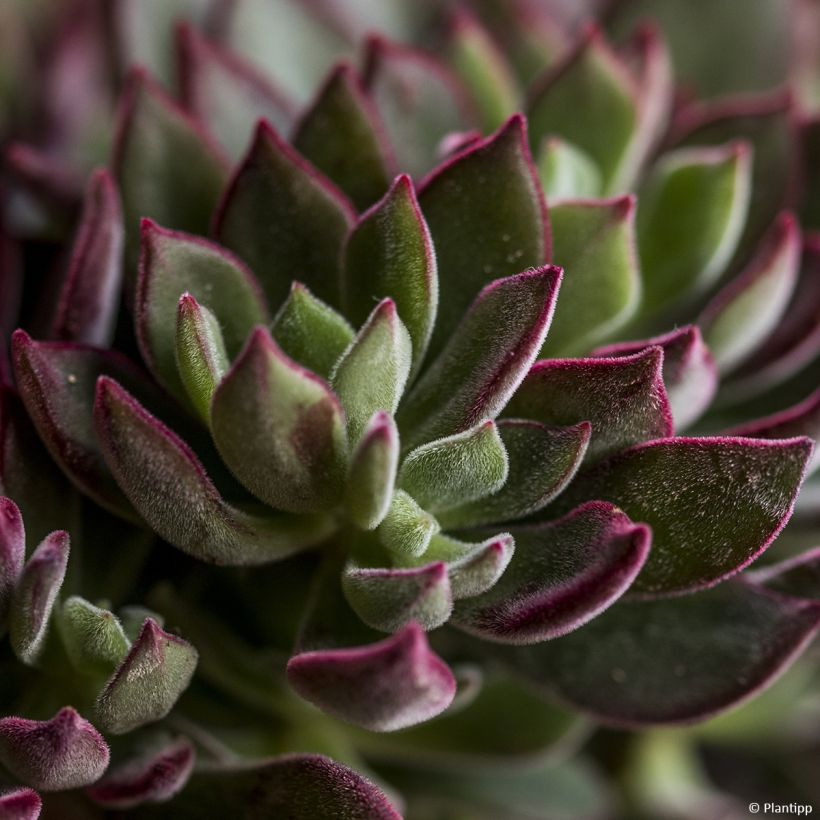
[{"xmin": 2, "ymin": 1, "xmax": 820, "ymax": 818}]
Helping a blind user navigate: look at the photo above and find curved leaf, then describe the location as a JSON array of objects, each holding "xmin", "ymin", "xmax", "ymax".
[
  {"xmin": 0, "ymin": 497, "xmax": 25, "ymax": 630},
  {"xmin": 0, "ymin": 788, "xmax": 41, "ymax": 819},
  {"xmin": 747, "ymin": 548, "xmax": 820, "ymax": 600},
  {"xmin": 376, "ymin": 490, "xmax": 440, "ymax": 559},
  {"xmin": 59, "ymin": 596, "xmax": 130, "ymax": 676},
  {"xmin": 537, "ymin": 137, "xmax": 602, "ymax": 201}
]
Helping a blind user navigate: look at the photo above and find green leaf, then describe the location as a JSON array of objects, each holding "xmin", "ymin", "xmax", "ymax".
[
  {"xmin": 425, "ymin": 533, "xmax": 514, "ymax": 600},
  {"xmin": 293, "ymin": 64, "xmax": 393, "ymax": 210},
  {"xmin": 528, "ymin": 28, "xmax": 640, "ymax": 193},
  {"xmin": 700, "ymin": 212, "xmax": 800, "ymax": 373},
  {"xmin": 271, "ymin": 282, "xmax": 354, "ymax": 380},
  {"xmin": 59, "ymin": 596, "xmax": 130, "ymax": 676},
  {"xmin": 175, "ymin": 294, "xmax": 228, "ymax": 424},
  {"xmin": 536, "ymin": 137, "xmax": 602, "ymax": 200},
  {"xmin": 542, "ymin": 195, "xmax": 640, "ymax": 355},
  {"xmin": 331, "ymin": 299, "xmax": 411, "ymax": 442},
  {"xmin": 136, "ymin": 219, "xmax": 267, "ymax": 404},
  {"xmin": 637, "ymin": 141, "xmax": 752, "ymax": 312},
  {"xmin": 439, "ymin": 420, "xmax": 591, "ymax": 528},
  {"xmin": 398, "ymin": 421, "xmax": 508, "ymax": 514},
  {"xmin": 447, "ymin": 9, "xmax": 521, "ymax": 130},
  {"xmin": 214, "ymin": 121, "xmax": 355, "ymax": 309},
  {"xmin": 504, "ymin": 349, "xmax": 672, "ymax": 463},
  {"xmin": 113, "ymin": 70, "xmax": 228, "ymax": 276},
  {"xmin": 341, "ymin": 174, "xmax": 438, "ymax": 378},
  {"xmin": 345, "ymin": 412, "xmax": 399, "ymax": 531},
  {"xmin": 96, "ymin": 618, "xmax": 198, "ymax": 734},
  {"xmin": 399, "ymin": 268, "xmax": 561, "ymax": 450},
  {"xmin": 376, "ymin": 490, "xmax": 440, "ymax": 559},
  {"xmin": 211, "ymin": 327, "xmax": 348, "ymax": 513},
  {"xmin": 418, "ymin": 115, "xmax": 549, "ymax": 355},
  {"xmin": 554, "ymin": 436, "xmax": 813, "ymax": 596}
]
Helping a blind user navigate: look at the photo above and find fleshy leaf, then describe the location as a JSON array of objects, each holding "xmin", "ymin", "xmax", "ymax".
[
  {"xmin": 554, "ymin": 436, "xmax": 813, "ymax": 596},
  {"xmin": 345, "ymin": 412, "xmax": 399, "ymax": 531},
  {"xmin": 214, "ymin": 120, "xmax": 355, "ymax": 309},
  {"xmin": 726, "ymin": 389, "xmax": 820, "ymax": 476},
  {"xmin": 10, "ymin": 531, "xmax": 69, "ymax": 665},
  {"xmin": 271, "ymin": 282, "xmax": 354, "ymax": 379},
  {"xmin": 145, "ymin": 753, "xmax": 400, "ymax": 819},
  {"xmin": 502, "ymin": 582, "xmax": 820, "ymax": 725},
  {"xmin": 94, "ymin": 376, "xmax": 334, "ymax": 564},
  {"xmin": 113, "ymin": 69, "xmax": 228, "ymax": 274},
  {"xmin": 699, "ymin": 212, "xmax": 800, "ymax": 373},
  {"xmin": 527, "ymin": 27, "xmax": 640, "ymax": 193},
  {"xmin": 376, "ymin": 490, "xmax": 440, "ymax": 559},
  {"xmin": 342, "ymin": 561, "xmax": 452, "ymax": 632},
  {"xmin": 211, "ymin": 328, "xmax": 348, "ymax": 513},
  {"xmin": 364, "ymin": 35, "xmax": 475, "ymax": 177},
  {"xmin": 418, "ymin": 115, "xmax": 550, "ymax": 355},
  {"xmin": 593, "ymin": 327, "xmax": 718, "ymax": 431},
  {"xmin": 174, "ymin": 294, "xmax": 228, "ymax": 425},
  {"xmin": 287, "ymin": 622, "xmax": 455, "ymax": 731},
  {"xmin": 293, "ymin": 63, "xmax": 393, "ymax": 210},
  {"xmin": 136, "ymin": 219, "xmax": 268, "ymax": 403},
  {"xmin": 536, "ymin": 137, "xmax": 602, "ymax": 201},
  {"xmin": 637, "ymin": 141, "xmax": 752, "ymax": 312},
  {"xmin": 96, "ymin": 618, "xmax": 198, "ymax": 735},
  {"xmin": 11, "ymin": 331, "xmax": 160, "ymax": 520},
  {"xmin": 452, "ymin": 502, "xmax": 649, "ymax": 644},
  {"xmin": 59, "ymin": 596, "xmax": 130, "ymax": 677},
  {"xmin": 504, "ymin": 349, "xmax": 672, "ymax": 463},
  {"xmin": 399, "ymin": 421, "xmax": 508, "ymax": 513},
  {"xmin": 0, "ymin": 707, "xmax": 109, "ymax": 791},
  {"xmin": 747, "ymin": 548, "xmax": 820, "ymax": 600},
  {"xmin": 426, "ymin": 533, "xmax": 515, "ymax": 600},
  {"xmin": 447, "ymin": 9, "xmax": 520, "ymax": 130},
  {"xmin": 399, "ymin": 267, "xmax": 561, "ymax": 450},
  {"xmin": 341, "ymin": 175, "xmax": 437, "ymax": 377},
  {"xmin": 331, "ymin": 299, "xmax": 411, "ymax": 442},
  {"xmin": 86, "ymin": 737, "xmax": 194, "ymax": 808},
  {"xmin": 0, "ymin": 788, "xmax": 41, "ymax": 819},
  {"xmin": 176, "ymin": 22, "xmax": 294, "ymax": 161},
  {"xmin": 51, "ymin": 169, "xmax": 124, "ymax": 347},
  {"xmin": 0, "ymin": 497, "xmax": 25, "ymax": 630},
  {"xmin": 439, "ymin": 420, "xmax": 590, "ymax": 528},
  {"xmin": 541, "ymin": 195, "xmax": 640, "ymax": 355}
]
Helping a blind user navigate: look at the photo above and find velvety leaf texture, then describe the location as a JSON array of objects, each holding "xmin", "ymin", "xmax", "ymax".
[
  {"xmin": 59, "ymin": 596, "xmax": 130, "ymax": 676},
  {"xmin": 287, "ymin": 622, "xmax": 456, "ymax": 731},
  {"xmin": 0, "ymin": 497, "xmax": 25, "ymax": 630},
  {"xmin": 377, "ymin": 490, "xmax": 440, "ymax": 558},
  {"xmin": 0, "ymin": 788, "xmax": 41, "ymax": 820}
]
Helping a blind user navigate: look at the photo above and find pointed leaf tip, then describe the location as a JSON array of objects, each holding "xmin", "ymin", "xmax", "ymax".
[
  {"xmin": 0, "ymin": 497, "xmax": 25, "ymax": 629},
  {"xmin": 0, "ymin": 787, "xmax": 41, "ymax": 819},
  {"xmin": 0, "ymin": 707, "xmax": 109, "ymax": 791},
  {"xmin": 287, "ymin": 622, "xmax": 456, "ymax": 731}
]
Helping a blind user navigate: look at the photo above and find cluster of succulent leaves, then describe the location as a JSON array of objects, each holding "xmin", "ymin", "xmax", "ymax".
[{"xmin": 2, "ymin": 0, "xmax": 820, "ymax": 817}]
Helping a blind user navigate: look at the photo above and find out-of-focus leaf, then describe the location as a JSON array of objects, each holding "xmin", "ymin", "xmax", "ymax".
[
  {"xmin": 418, "ymin": 115, "xmax": 549, "ymax": 355},
  {"xmin": 0, "ymin": 787, "xmax": 41, "ymax": 819},
  {"xmin": 554, "ymin": 436, "xmax": 813, "ymax": 596},
  {"xmin": 0, "ymin": 707, "xmax": 109, "ymax": 791},
  {"xmin": 341, "ymin": 174, "xmax": 437, "ymax": 378},
  {"xmin": 211, "ymin": 328, "xmax": 348, "ymax": 513},
  {"xmin": 399, "ymin": 268, "xmax": 561, "ymax": 450},
  {"xmin": 51, "ymin": 169, "xmax": 123, "ymax": 347},
  {"xmin": 293, "ymin": 64, "xmax": 393, "ymax": 210},
  {"xmin": 288, "ymin": 622, "xmax": 455, "ymax": 731},
  {"xmin": 502, "ymin": 582, "xmax": 820, "ymax": 725},
  {"xmin": 747, "ymin": 548, "xmax": 820, "ymax": 600},
  {"xmin": 505, "ymin": 349, "xmax": 672, "ymax": 463},
  {"xmin": 536, "ymin": 137, "xmax": 602, "ymax": 201},
  {"xmin": 542, "ymin": 195, "xmax": 640, "ymax": 355},
  {"xmin": 0, "ymin": 497, "xmax": 25, "ymax": 631},
  {"xmin": 214, "ymin": 121, "xmax": 355, "ymax": 308},
  {"xmin": 452, "ymin": 502, "xmax": 649, "ymax": 644},
  {"xmin": 96, "ymin": 618, "xmax": 198, "ymax": 734}
]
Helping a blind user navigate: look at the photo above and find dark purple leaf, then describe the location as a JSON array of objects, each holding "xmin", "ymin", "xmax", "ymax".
[
  {"xmin": 593, "ymin": 326, "xmax": 717, "ymax": 431},
  {"xmin": 288, "ymin": 622, "xmax": 455, "ymax": 731},
  {"xmin": 504, "ymin": 348, "xmax": 673, "ymax": 462},
  {"xmin": 399, "ymin": 267, "xmax": 561, "ymax": 450},
  {"xmin": 0, "ymin": 707, "xmax": 109, "ymax": 791},
  {"xmin": 0, "ymin": 497, "xmax": 25, "ymax": 630},
  {"xmin": 94, "ymin": 376, "xmax": 334, "ymax": 564},
  {"xmin": 51, "ymin": 169, "xmax": 123, "ymax": 347},
  {"xmin": 87, "ymin": 737, "xmax": 194, "ymax": 808},
  {"xmin": 501, "ymin": 581, "xmax": 820, "ymax": 726},
  {"xmin": 418, "ymin": 115, "xmax": 550, "ymax": 356},
  {"xmin": 554, "ymin": 436, "xmax": 813, "ymax": 596},
  {"xmin": 452, "ymin": 502, "xmax": 649, "ymax": 644},
  {"xmin": 213, "ymin": 120, "xmax": 355, "ymax": 309},
  {"xmin": 747, "ymin": 548, "xmax": 820, "ymax": 600}
]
